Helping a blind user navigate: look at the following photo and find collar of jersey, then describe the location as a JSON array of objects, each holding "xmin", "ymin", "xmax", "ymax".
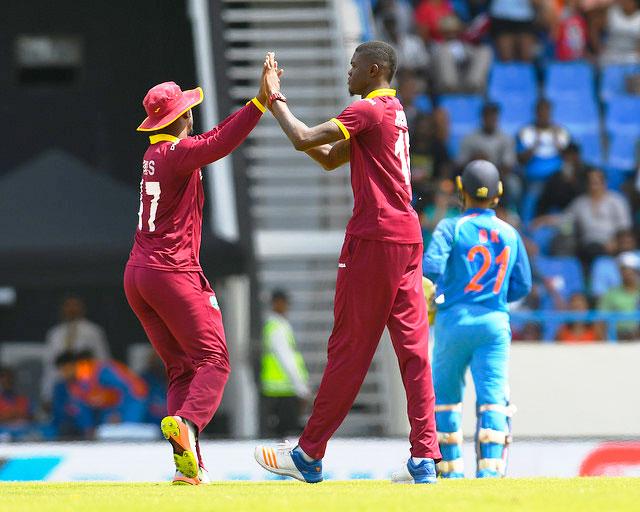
[
  {"xmin": 465, "ymin": 207, "xmax": 495, "ymax": 216},
  {"xmin": 149, "ymin": 133, "xmax": 181, "ymax": 145},
  {"xmin": 364, "ymin": 88, "xmax": 396, "ymax": 99}
]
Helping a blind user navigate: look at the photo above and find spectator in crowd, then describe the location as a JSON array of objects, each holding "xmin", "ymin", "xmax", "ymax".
[
  {"xmin": 409, "ymin": 110, "xmax": 454, "ymax": 199},
  {"xmin": 420, "ymin": 178, "xmax": 458, "ymax": 247},
  {"xmin": 140, "ymin": 352, "xmax": 167, "ymax": 424},
  {"xmin": 590, "ymin": 229, "xmax": 640, "ymax": 298},
  {"xmin": 517, "ymin": 99, "xmax": 571, "ymax": 184},
  {"xmin": 261, "ymin": 290, "xmax": 311, "ymax": 438},
  {"xmin": 0, "ymin": 366, "xmax": 32, "ymax": 440},
  {"xmin": 397, "ymin": 70, "xmax": 432, "ymax": 135},
  {"xmin": 537, "ymin": 169, "xmax": 633, "ymax": 268},
  {"xmin": 373, "ymin": 0, "xmax": 416, "ymax": 38},
  {"xmin": 534, "ymin": 142, "xmax": 585, "ymax": 217},
  {"xmin": 42, "ymin": 296, "xmax": 110, "ymax": 405},
  {"xmin": 378, "ymin": 11, "xmax": 430, "ymax": 73},
  {"xmin": 430, "ymin": 14, "xmax": 493, "ymax": 93},
  {"xmin": 414, "ymin": 0, "xmax": 455, "ymax": 42},
  {"xmin": 457, "ymin": 102, "xmax": 519, "ymax": 206},
  {"xmin": 594, "ymin": 0, "xmax": 640, "ymax": 64},
  {"xmin": 489, "ymin": 0, "xmax": 539, "ymax": 61},
  {"xmin": 597, "ymin": 251, "xmax": 640, "ymax": 340},
  {"xmin": 554, "ymin": 0, "xmax": 590, "ymax": 60},
  {"xmin": 555, "ymin": 293, "xmax": 600, "ymax": 343},
  {"xmin": 51, "ymin": 351, "xmax": 147, "ymax": 439}
]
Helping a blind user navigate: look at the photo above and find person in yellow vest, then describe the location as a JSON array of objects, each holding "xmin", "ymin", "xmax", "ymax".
[{"xmin": 261, "ymin": 290, "xmax": 311, "ymax": 438}]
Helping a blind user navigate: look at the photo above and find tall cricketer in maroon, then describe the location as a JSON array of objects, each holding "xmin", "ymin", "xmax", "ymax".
[
  {"xmin": 124, "ymin": 79, "xmax": 266, "ymax": 484},
  {"xmin": 258, "ymin": 44, "xmax": 441, "ymax": 467}
]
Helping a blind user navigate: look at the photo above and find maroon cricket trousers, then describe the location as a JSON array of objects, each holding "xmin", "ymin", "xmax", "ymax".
[
  {"xmin": 124, "ymin": 265, "xmax": 230, "ymax": 434},
  {"xmin": 298, "ymin": 235, "xmax": 442, "ymax": 461}
]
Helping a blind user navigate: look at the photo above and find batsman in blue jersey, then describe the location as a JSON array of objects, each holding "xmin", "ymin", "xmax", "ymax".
[{"xmin": 423, "ymin": 160, "xmax": 532, "ymax": 479}]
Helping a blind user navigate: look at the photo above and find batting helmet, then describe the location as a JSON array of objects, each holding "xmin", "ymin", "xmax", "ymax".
[{"xmin": 456, "ymin": 160, "xmax": 503, "ymax": 200}]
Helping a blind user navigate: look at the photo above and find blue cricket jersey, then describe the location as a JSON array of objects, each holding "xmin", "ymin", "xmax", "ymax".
[{"xmin": 423, "ymin": 208, "xmax": 532, "ymax": 313}]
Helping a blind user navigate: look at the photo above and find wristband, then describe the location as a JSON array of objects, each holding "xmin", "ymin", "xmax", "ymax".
[{"xmin": 269, "ymin": 92, "xmax": 287, "ymax": 105}]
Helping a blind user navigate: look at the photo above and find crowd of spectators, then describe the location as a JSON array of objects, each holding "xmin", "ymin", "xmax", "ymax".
[
  {"xmin": 369, "ymin": 0, "xmax": 640, "ymax": 341},
  {"xmin": 0, "ymin": 297, "xmax": 166, "ymax": 441}
]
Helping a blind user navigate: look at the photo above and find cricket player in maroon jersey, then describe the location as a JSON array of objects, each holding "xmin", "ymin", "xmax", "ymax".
[
  {"xmin": 255, "ymin": 44, "xmax": 441, "ymax": 484},
  {"xmin": 124, "ymin": 63, "xmax": 269, "ymax": 485}
]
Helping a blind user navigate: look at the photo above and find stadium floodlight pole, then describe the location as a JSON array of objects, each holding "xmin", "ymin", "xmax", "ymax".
[{"xmin": 187, "ymin": 0, "xmax": 239, "ymax": 242}]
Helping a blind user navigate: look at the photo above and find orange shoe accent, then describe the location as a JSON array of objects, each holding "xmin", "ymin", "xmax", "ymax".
[
  {"xmin": 172, "ymin": 474, "xmax": 200, "ymax": 486},
  {"xmin": 262, "ymin": 447, "xmax": 270, "ymax": 467},
  {"xmin": 269, "ymin": 448, "xmax": 279, "ymax": 469}
]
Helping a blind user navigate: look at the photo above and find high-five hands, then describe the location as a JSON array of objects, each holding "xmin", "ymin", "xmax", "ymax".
[{"xmin": 263, "ymin": 52, "xmax": 283, "ymax": 108}]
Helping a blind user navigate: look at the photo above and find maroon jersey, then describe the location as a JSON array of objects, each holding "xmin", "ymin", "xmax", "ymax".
[
  {"xmin": 331, "ymin": 89, "xmax": 422, "ymax": 244},
  {"xmin": 127, "ymin": 101, "xmax": 264, "ymax": 271}
]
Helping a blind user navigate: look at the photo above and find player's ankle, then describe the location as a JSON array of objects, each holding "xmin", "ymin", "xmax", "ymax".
[{"xmin": 296, "ymin": 446, "xmax": 315, "ymax": 463}]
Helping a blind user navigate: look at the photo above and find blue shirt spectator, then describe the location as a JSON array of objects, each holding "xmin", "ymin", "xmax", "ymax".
[
  {"xmin": 517, "ymin": 99, "xmax": 570, "ymax": 182},
  {"xmin": 51, "ymin": 351, "xmax": 147, "ymax": 439}
]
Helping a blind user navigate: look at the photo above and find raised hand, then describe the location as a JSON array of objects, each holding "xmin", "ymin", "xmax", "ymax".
[
  {"xmin": 257, "ymin": 56, "xmax": 270, "ymax": 106},
  {"xmin": 263, "ymin": 52, "xmax": 283, "ymax": 105}
]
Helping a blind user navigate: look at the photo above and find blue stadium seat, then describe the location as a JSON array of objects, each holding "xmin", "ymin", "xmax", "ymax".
[
  {"xmin": 534, "ymin": 255, "xmax": 585, "ymax": 340},
  {"xmin": 415, "ymin": 94, "xmax": 433, "ymax": 114},
  {"xmin": 544, "ymin": 61, "xmax": 595, "ymax": 101},
  {"xmin": 529, "ymin": 225, "xmax": 558, "ymax": 256},
  {"xmin": 600, "ymin": 64, "xmax": 640, "ymax": 102},
  {"xmin": 572, "ymin": 132, "xmax": 604, "ymax": 166},
  {"xmin": 495, "ymin": 96, "xmax": 536, "ymax": 137},
  {"xmin": 535, "ymin": 255, "xmax": 585, "ymax": 304},
  {"xmin": 439, "ymin": 95, "xmax": 484, "ymax": 154},
  {"xmin": 605, "ymin": 96, "xmax": 640, "ymax": 137},
  {"xmin": 552, "ymin": 97, "xmax": 599, "ymax": 136},
  {"xmin": 488, "ymin": 62, "xmax": 537, "ymax": 102},
  {"xmin": 606, "ymin": 132, "xmax": 637, "ymax": 172}
]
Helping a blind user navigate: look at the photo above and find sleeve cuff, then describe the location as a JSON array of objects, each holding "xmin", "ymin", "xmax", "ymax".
[
  {"xmin": 247, "ymin": 97, "xmax": 267, "ymax": 113},
  {"xmin": 330, "ymin": 117, "xmax": 350, "ymax": 140}
]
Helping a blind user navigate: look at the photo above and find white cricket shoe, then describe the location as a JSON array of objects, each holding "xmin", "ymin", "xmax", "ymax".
[
  {"xmin": 254, "ymin": 441, "xmax": 323, "ymax": 483},
  {"xmin": 391, "ymin": 458, "xmax": 438, "ymax": 484}
]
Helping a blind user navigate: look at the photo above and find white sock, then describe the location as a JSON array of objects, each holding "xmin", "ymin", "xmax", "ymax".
[
  {"xmin": 179, "ymin": 416, "xmax": 198, "ymax": 447},
  {"xmin": 297, "ymin": 446, "xmax": 315, "ymax": 462},
  {"xmin": 412, "ymin": 457, "xmax": 429, "ymax": 465}
]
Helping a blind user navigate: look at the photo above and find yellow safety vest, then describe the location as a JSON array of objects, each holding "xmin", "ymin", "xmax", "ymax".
[{"xmin": 261, "ymin": 316, "xmax": 308, "ymax": 397}]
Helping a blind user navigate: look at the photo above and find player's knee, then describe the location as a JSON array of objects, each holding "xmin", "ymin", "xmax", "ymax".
[
  {"xmin": 167, "ymin": 363, "xmax": 195, "ymax": 383},
  {"xmin": 477, "ymin": 403, "xmax": 511, "ymax": 443},
  {"xmin": 435, "ymin": 403, "xmax": 462, "ymax": 433},
  {"xmin": 195, "ymin": 352, "xmax": 231, "ymax": 375}
]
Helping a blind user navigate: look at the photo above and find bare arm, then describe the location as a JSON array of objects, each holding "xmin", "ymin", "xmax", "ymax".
[
  {"xmin": 262, "ymin": 52, "xmax": 345, "ymax": 151},
  {"xmin": 305, "ymin": 140, "xmax": 350, "ymax": 171},
  {"xmin": 270, "ymin": 100, "xmax": 345, "ymax": 151}
]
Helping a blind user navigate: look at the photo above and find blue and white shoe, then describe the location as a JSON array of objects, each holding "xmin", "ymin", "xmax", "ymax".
[
  {"xmin": 254, "ymin": 441, "xmax": 323, "ymax": 483},
  {"xmin": 391, "ymin": 458, "xmax": 437, "ymax": 484}
]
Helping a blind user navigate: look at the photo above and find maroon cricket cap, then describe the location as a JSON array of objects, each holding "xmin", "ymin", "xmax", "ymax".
[{"xmin": 136, "ymin": 81, "xmax": 204, "ymax": 132}]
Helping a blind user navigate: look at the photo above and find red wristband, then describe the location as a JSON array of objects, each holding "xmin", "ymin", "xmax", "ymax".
[{"xmin": 269, "ymin": 92, "xmax": 287, "ymax": 105}]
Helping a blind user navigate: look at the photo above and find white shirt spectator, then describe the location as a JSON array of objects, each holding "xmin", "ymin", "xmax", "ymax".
[
  {"xmin": 517, "ymin": 124, "xmax": 570, "ymax": 180},
  {"xmin": 563, "ymin": 191, "xmax": 632, "ymax": 246},
  {"xmin": 41, "ymin": 318, "xmax": 110, "ymax": 402},
  {"xmin": 458, "ymin": 129, "xmax": 516, "ymax": 169},
  {"xmin": 602, "ymin": 3, "xmax": 640, "ymax": 63}
]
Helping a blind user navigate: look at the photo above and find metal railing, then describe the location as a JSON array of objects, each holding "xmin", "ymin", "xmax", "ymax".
[{"xmin": 510, "ymin": 310, "xmax": 640, "ymax": 342}]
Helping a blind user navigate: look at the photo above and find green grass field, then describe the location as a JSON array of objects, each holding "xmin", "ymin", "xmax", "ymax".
[{"xmin": 1, "ymin": 478, "xmax": 637, "ymax": 512}]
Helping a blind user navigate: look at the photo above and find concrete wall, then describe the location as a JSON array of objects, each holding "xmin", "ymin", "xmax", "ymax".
[{"xmin": 383, "ymin": 341, "xmax": 640, "ymax": 438}]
